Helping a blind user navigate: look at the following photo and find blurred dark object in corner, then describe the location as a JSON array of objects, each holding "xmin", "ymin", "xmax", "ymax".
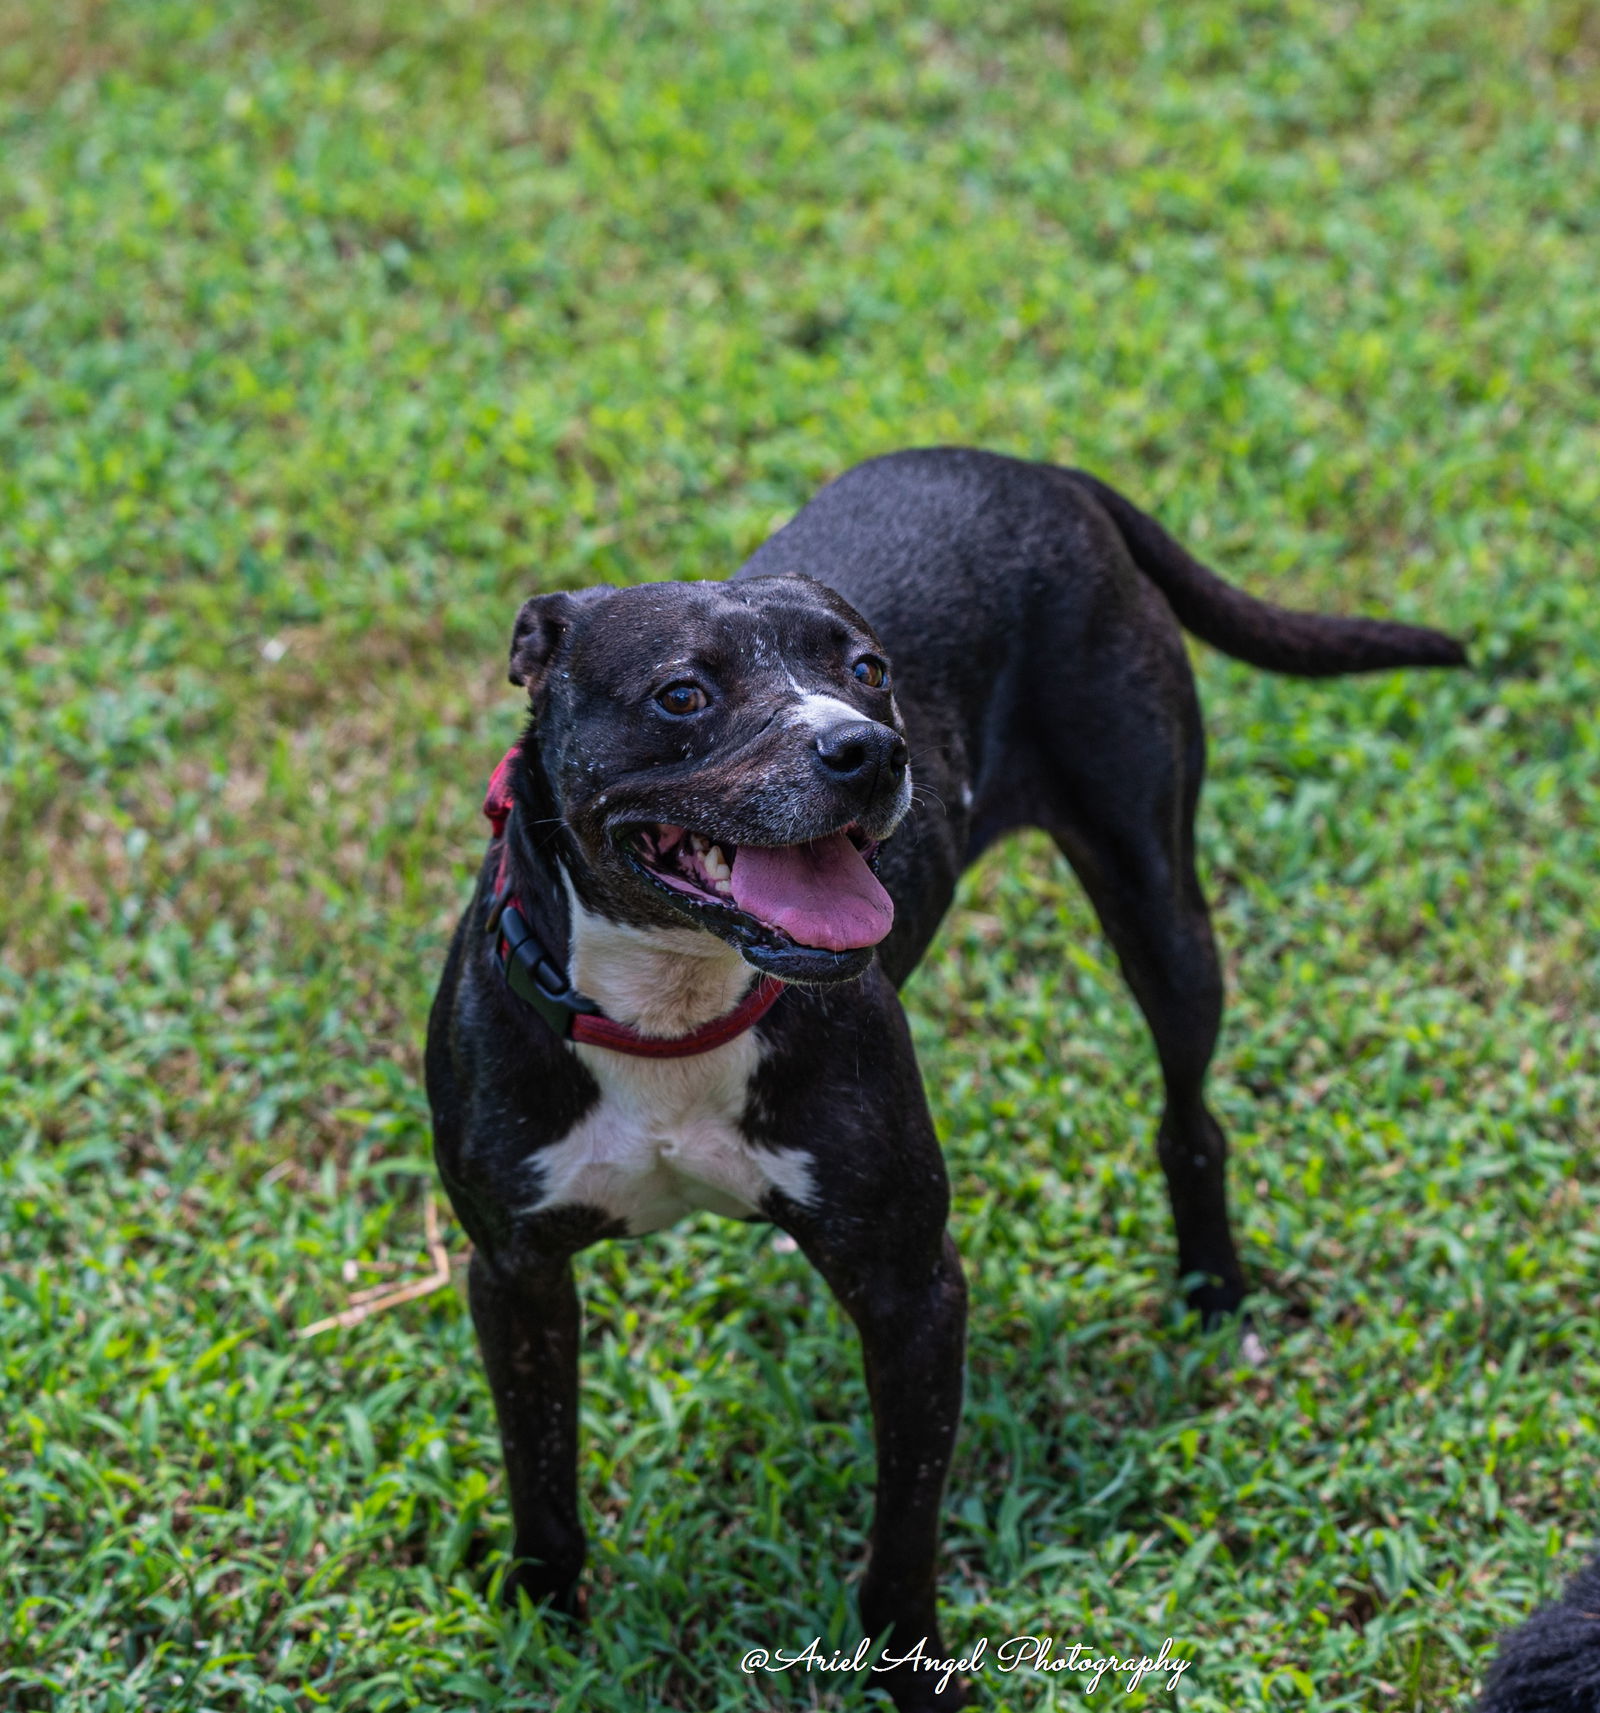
[{"xmin": 1481, "ymin": 1553, "xmax": 1600, "ymax": 1713}]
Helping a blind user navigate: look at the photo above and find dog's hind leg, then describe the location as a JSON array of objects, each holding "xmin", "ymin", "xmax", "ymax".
[
  {"xmin": 1058, "ymin": 813, "xmax": 1244, "ymax": 1323},
  {"xmin": 1015, "ymin": 635, "xmax": 1246, "ymax": 1323},
  {"xmin": 468, "ymin": 1249, "xmax": 588, "ymax": 1615}
]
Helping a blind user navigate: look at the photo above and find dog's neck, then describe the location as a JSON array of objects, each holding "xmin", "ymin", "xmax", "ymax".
[
  {"xmin": 502, "ymin": 733, "xmax": 758, "ymax": 1038},
  {"xmin": 560, "ymin": 873, "xmax": 757, "ymax": 1037}
]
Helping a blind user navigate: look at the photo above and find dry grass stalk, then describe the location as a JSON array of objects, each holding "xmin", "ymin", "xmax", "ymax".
[{"xmin": 296, "ymin": 1196, "xmax": 461, "ymax": 1339}]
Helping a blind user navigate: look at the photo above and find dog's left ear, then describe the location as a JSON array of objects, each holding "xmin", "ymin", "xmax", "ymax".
[{"xmin": 508, "ymin": 588, "xmax": 610, "ymax": 698}]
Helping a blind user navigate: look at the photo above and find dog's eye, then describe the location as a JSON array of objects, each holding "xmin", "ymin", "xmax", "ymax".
[
  {"xmin": 852, "ymin": 655, "xmax": 889, "ymax": 689},
  {"xmin": 655, "ymin": 681, "xmax": 709, "ymax": 715}
]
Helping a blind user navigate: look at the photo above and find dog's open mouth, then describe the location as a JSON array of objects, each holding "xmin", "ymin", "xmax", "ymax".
[{"xmin": 628, "ymin": 823, "xmax": 894, "ymax": 954}]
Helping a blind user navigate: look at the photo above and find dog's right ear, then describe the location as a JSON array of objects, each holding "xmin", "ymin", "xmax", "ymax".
[{"xmin": 508, "ymin": 588, "xmax": 609, "ymax": 697}]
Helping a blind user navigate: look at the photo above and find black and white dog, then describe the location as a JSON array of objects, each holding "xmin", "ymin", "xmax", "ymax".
[{"xmin": 425, "ymin": 448, "xmax": 1465, "ymax": 1709}]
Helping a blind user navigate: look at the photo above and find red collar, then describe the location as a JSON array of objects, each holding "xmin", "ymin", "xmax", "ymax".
[{"xmin": 482, "ymin": 747, "xmax": 784, "ymax": 1058}]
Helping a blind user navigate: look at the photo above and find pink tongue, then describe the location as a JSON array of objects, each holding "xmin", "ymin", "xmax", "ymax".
[{"xmin": 728, "ymin": 832, "xmax": 894, "ymax": 952}]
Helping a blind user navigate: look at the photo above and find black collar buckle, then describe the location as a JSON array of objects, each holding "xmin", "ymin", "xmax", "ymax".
[{"xmin": 494, "ymin": 901, "xmax": 595, "ymax": 1040}]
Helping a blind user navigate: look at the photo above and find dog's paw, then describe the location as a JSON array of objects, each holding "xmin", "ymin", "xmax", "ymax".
[
  {"xmin": 502, "ymin": 1561, "xmax": 587, "ymax": 1624},
  {"xmin": 892, "ymin": 1676, "xmax": 971, "ymax": 1712},
  {"xmin": 1187, "ymin": 1280, "xmax": 1248, "ymax": 1329}
]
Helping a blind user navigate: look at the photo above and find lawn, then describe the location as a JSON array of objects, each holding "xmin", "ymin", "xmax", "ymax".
[{"xmin": 2, "ymin": 2, "xmax": 1597, "ymax": 1709}]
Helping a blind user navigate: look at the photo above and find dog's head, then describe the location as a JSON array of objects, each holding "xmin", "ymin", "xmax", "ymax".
[{"xmin": 510, "ymin": 575, "xmax": 911, "ymax": 983}]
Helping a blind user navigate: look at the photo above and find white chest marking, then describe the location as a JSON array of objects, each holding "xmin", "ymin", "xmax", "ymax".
[{"xmin": 523, "ymin": 888, "xmax": 815, "ymax": 1235}]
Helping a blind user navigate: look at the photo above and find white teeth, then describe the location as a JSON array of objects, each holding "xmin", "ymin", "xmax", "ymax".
[
  {"xmin": 705, "ymin": 844, "xmax": 730, "ymax": 880},
  {"xmin": 690, "ymin": 833, "xmax": 709, "ymax": 855},
  {"xmin": 714, "ymin": 879, "xmax": 732, "ymax": 894}
]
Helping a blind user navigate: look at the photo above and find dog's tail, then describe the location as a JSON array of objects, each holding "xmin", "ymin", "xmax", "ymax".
[{"xmin": 1072, "ymin": 471, "xmax": 1468, "ymax": 677}]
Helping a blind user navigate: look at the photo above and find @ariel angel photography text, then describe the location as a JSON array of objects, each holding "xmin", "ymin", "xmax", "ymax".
[{"xmin": 740, "ymin": 1634, "xmax": 1192, "ymax": 1695}]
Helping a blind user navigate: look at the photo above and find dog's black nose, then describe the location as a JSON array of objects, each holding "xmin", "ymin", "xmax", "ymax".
[{"xmin": 814, "ymin": 721, "xmax": 908, "ymax": 783}]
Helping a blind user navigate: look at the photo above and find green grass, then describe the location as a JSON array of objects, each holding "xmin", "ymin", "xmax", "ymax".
[{"xmin": 3, "ymin": 2, "xmax": 1598, "ymax": 1708}]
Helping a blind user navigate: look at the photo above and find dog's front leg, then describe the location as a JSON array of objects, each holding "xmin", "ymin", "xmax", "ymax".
[
  {"xmin": 468, "ymin": 1248, "xmax": 586, "ymax": 1616},
  {"xmin": 800, "ymin": 1222, "xmax": 969, "ymax": 1711}
]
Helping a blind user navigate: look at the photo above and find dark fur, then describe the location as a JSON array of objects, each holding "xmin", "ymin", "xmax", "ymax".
[
  {"xmin": 426, "ymin": 449, "xmax": 1465, "ymax": 1710},
  {"xmin": 1482, "ymin": 1555, "xmax": 1600, "ymax": 1713}
]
